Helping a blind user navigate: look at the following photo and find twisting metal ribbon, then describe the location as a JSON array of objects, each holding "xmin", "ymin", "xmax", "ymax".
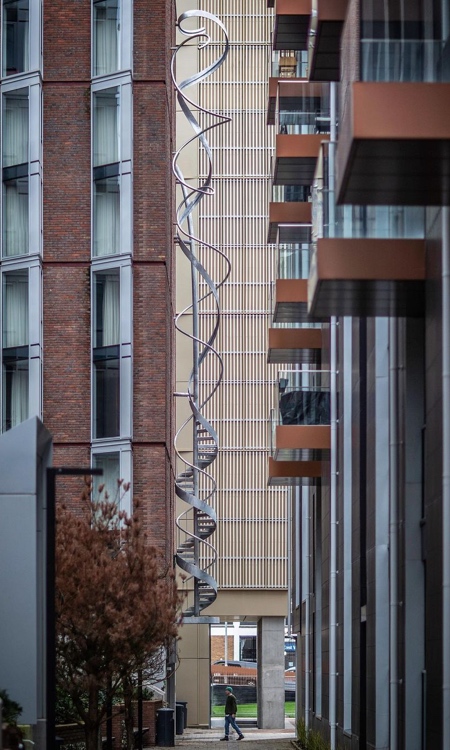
[{"xmin": 172, "ymin": 11, "xmax": 230, "ymax": 619}]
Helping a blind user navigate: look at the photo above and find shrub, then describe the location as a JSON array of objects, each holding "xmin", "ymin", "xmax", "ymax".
[{"xmin": 296, "ymin": 717, "xmax": 331, "ymax": 750}]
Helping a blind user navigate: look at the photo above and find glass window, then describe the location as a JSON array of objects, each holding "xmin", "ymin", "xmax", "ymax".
[
  {"xmin": 3, "ymin": 176, "xmax": 28, "ymax": 256},
  {"xmin": 93, "ymin": 175, "xmax": 120, "ymax": 256},
  {"xmin": 2, "ymin": 0, "xmax": 29, "ymax": 77},
  {"xmin": 93, "ymin": 88, "xmax": 119, "ymax": 256},
  {"xmin": 2, "ymin": 88, "xmax": 28, "ymax": 167},
  {"xmin": 2, "ymin": 270, "xmax": 28, "ymax": 431},
  {"xmin": 93, "ymin": 88, "xmax": 119, "ymax": 167},
  {"xmin": 93, "ymin": 0, "xmax": 119, "ymax": 77},
  {"xmin": 2, "ymin": 89, "xmax": 29, "ymax": 257},
  {"xmin": 93, "ymin": 450, "xmax": 120, "ymax": 500},
  {"xmin": 93, "ymin": 269, "xmax": 120, "ymax": 438}
]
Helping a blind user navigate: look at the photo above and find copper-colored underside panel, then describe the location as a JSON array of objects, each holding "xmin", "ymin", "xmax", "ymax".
[
  {"xmin": 274, "ymin": 424, "xmax": 331, "ymax": 461},
  {"xmin": 268, "ymin": 457, "xmax": 322, "ymax": 486},
  {"xmin": 277, "ymin": 278, "xmax": 308, "ymax": 301},
  {"xmin": 277, "ymin": 80, "xmax": 330, "ymax": 99},
  {"xmin": 315, "ymin": 0, "xmax": 348, "ymax": 20},
  {"xmin": 308, "ymin": 238, "xmax": 426, "ymax": 318},
  {"xmin": 267, "ymin": 326, "xmax": 322, "ymax": 364},
  {"xmin": 274, "ymin": 278, "xmax": 309, "ymax": 323},
  {"xmin": 274, "ymin": 134, "xmax": 329, "ymax": 185},
  {"xmin": 273, "ymin": 0, "xmax": 312, "ymax": 51},
  {"xmin": 268, "ymin": 201, "xmax": 312, "ymax": 243},
  {"xmin": 337, "ymin": 82, "xmax": 450, "ymax": 205}
]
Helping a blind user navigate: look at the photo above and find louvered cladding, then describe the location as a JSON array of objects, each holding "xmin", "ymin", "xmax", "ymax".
[{"xmin": 197, "ymin": 1, "xmax": 288, "ymax": 589}]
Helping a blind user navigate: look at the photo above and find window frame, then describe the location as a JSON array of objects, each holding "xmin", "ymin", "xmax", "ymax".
[
  {"xmin": 91, "ymin": 257, "xmax": 132, "ymax": 443},
  {"xmin": 91, "ymin": 0, "xmax": 132, "ymax": 80},
  {"xmin": 91, "ymin": 74, "xmax": 132, "ymax": 260},
  {"xmin": 0, "ymin": 257, "xmax": 41, "ymax": 431},
  {"xmin": 1, "ymin": 74, "xmax": 42, "ymax": 260}
]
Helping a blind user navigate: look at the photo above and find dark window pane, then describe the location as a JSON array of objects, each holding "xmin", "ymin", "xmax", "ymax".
[
  {"xmin": 2, "ymin": 348, "xmax": 28, "ymax": 431},
  {"xmin": 95, "ymin": 269, "xmax": 120, "ymax": 348},
  {"xmin": 3, "ymin": 0, "xmax": 29, "ymax": 76},
  {"xmin": 94, "ymin": 350, "xmax": 119, "ymax": 438}
]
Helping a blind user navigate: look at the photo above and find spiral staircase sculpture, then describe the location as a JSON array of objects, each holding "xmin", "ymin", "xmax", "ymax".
[{"xmin": 172, "ymin": 11, "xmax": 230, "ymax": 620}]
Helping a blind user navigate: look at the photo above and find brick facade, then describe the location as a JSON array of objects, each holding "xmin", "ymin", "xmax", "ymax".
[{"xmin": 41, "ymin": 1, "xmax": 175, "ymax": 551}]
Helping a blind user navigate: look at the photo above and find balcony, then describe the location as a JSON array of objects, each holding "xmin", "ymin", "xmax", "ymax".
[
  {"xmin": 272, "ymin": 0, "xmax": 312, "ymax": 51},
  {"xmin": 273, "ymin": 279, "xmax": 309, "ymax": 323},
  {"xmin": 308, "ymin": 237, "xmax": 426, "ymax": 318},
  {"xmin": 268, "ymin": 201, "xmax": 312, "ymax": 243},
  {"xmin": 268, "ymin": 327, "xmax": 322, "ymax": 365},
  {"xmin": 270, "ymin": 369, "xmax": 331, "ymax": 461},
  {"xmin": 336, "ymin": 82, "xmax": 450, "ymax": 206},
  {"xmin": 308, "ymin": 0, "xmax": 348, "ymax": 82},
  {"xmin": 269, "ymin": 79, "xmax": 330, "ymax": 128},
  {"xmin": 268, "ymin": 456, "xmax": 322, "ymax": 486},
  {"xmin": 274, "ymin": 133, "xmax": 328, "ymax": 186}
]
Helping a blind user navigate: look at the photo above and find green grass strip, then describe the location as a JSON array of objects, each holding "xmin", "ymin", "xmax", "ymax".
[{"xmin": 212, "ymin": 702, "xmax": 295, "ymax": 718}]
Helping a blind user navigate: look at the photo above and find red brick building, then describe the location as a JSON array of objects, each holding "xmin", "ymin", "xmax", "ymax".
[{"xmin": 1, "ymin": 0, "xmax": 175, "ymax": 556}]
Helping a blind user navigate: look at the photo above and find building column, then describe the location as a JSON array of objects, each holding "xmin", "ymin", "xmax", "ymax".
[{"xmin": 257, "ymin": 616, "xmax": 285, "ymax": 728}]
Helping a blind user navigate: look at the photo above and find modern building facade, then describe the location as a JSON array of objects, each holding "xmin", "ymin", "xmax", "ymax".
[
  {"xmin": 1, "ymin": 0, "xmax": 175, "ymax": 551},
  {"xmin": 266, "ymin": 1, "xmax": 450, "ymax": 749}
]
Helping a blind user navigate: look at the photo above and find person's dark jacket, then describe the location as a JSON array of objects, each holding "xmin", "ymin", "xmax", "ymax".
[{"xmin": 225, "ymin": 693, "xmax": 237, "ymax": 715}]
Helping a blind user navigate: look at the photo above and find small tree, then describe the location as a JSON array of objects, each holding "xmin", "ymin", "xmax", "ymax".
[{"xmin": 55, "ymin": 481, "xmax": 181, "ymax": 750}]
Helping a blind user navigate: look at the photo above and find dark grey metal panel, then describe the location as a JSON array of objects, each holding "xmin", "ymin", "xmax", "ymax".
[{"xmin": 0, "ymin": 417, "xmax": 52, "ymax": 725}]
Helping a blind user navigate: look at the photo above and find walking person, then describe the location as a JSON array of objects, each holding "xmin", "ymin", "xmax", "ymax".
[{"xmin": 220, "ymin": 686, "xmax": 244, "ymax": 741}]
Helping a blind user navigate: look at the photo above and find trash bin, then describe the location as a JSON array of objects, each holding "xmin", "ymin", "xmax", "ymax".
[
  {"xmin": 156, "ymin": 707, "xmax": 175, "ymax": 747},
  {"xmin": 177, "ymin": 701, "xmax": 188, "ymax": 728},
  {"xmin": 175, "ymin": 703, "xmax": 184, "ymax": 735}
]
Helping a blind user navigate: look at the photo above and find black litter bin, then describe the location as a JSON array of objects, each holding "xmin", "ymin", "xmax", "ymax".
[
  {"xmin": 177, "ymin": 701, "xmax": 188, "ymax": 727},
  {"xmin": 175, "ymin": 703, "xmax": 184, "ymax": 735},
  {"xmin": 156, "ymin": 707, "xmax": 175, "ymax": 747}
]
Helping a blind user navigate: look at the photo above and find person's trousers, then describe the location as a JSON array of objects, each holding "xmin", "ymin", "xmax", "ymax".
[{"xmin": 225, "ymin": 714, "xmax": 242, "ymax": 737}]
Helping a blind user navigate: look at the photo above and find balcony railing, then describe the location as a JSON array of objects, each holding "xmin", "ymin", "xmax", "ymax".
[
  {"xmin": 313, "ymin": 141, "xmax": 426, "ymax": 240},
  {"xmin": 272, "ymin": 184, "xmax": 311, "ymax": 202},
  {"xmin": 277, "ymin": 369, "xmax": 330, "ymax": 424},
  {"xmin": 277, "ymin": 110, "xmax": 331, "ymax": 135},
  {"xmin": 271, "ymin": 50, "xmax": 308, "ymax": 78},
  {"xmin": 270, "ymin": 369, "xmax": 331, "ymax": 457},
  {"xmin": 278, "ymin": 242, "xmax": 310, "ymax": 280}
]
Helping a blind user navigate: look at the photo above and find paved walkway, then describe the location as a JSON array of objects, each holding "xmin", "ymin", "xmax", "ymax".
[{"xmin": 156, "ymin": 719, "xmax": 297, "ymax": 750}]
